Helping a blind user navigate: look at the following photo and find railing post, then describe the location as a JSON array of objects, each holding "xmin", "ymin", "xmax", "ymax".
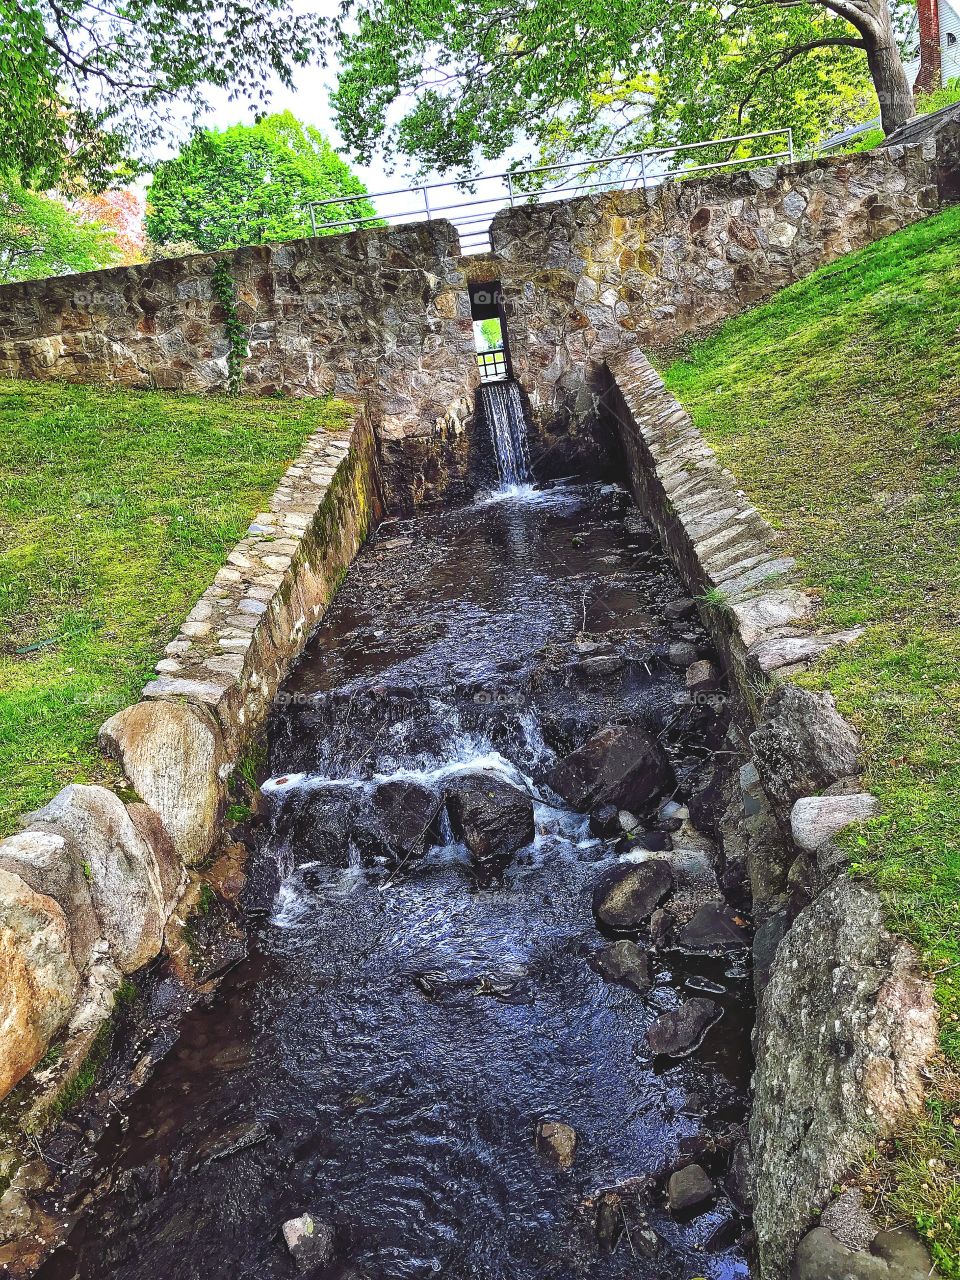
[
  {"xmin": 506, "ymin": 172, "xmax": 515, "ymax": 207},
  {"xmin": 640, "ymin": 152, "xmax": 647, "ymax": 191},
  {"xmin": 787, "ymin": 127, "xmax": 794, "ymax": 164},
  {"xmin": 423, "ymin": 186, "xmax": 432, "ymax": 220},
  {"xmin": 309, "ymin": 204, "xmax": 317, "ymax": 237}
]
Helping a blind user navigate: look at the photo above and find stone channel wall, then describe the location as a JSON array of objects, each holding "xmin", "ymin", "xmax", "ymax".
[
  {"xmin": 0, "ymin": 402, "xmax": 382, "ymax": 1114},
  {"xmin": 602, "ymin": 348, "xmax": 939, "ymax": 1280},
  {"xmin": 0, "ymin": 143, "xmax": 946, "ymax": 509}
]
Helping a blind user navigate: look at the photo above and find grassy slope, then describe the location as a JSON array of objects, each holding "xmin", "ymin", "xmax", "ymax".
[
  {"xmin": 0, "ymin": 381, "xmax": 351, "ymax": 834},
  {"xmin": 663, "ymin": 205, "xmax": 960, "ymax": 1273}
]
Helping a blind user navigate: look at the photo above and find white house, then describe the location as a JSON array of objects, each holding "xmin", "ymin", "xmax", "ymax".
[{"xmin": 914, "ymin": 0, "xmax": 960, "ymax": 91}]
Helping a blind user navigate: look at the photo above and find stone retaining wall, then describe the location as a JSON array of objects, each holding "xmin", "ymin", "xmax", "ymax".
[
  {"xmin": 601, "ymin": 348, "xmax": 939, "ymax": 1280},
  {"xmin": 0, "ymin": 401, "xmax": 382, "ymax": 1111},
  {"xmin": 0, "ymin": 145, "xmax": 946, "ymax": 509}
]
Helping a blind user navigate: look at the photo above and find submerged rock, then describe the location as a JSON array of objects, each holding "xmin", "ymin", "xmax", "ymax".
[
  {"xmin": 535, "ymin": 1120, "xmax": 578, "ymax": 1169},
  {"xmin": 594, "ymin": 940, "xmax": 652, "ymax": 992},
  {"xmin": 667, "ymin": 1163, "xmax": 715, "ymax": 1213},
  {"xmin": 676, "ymin": 903, "xmax": 751, "ymax": 954},
  {"xmin": 546, "ymin": 724, "xmax": 672, "ymax": 814},
  {"xmin": 281, "ymin": 1212, "xmax": 335, "ymax": 1271},
  {"xmin": 646, "ymin": 997, "xmax": 721, "ymax": 1057},
  {"xmin": 445, "ymin": 772, "xmax": 534, "ymax": 861},
  {"xmin": 360, "ymin": 780, "xmax": 444, "ymax": 865},
  {"xmin": 592, "ymin": 860, "xmax": 674, "ymax": 932},
  {"xmin": 589, "ymin": 803, "xmax": 621, "ymax": 838}
]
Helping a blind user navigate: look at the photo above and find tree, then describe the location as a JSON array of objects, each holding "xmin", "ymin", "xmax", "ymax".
[
  {"xmin": 72, "ymin": 189, "xmax": 147, "ymax": 264},
  {"xmin": 0, "ymin": 0, "xmax": 324, "ymax": 191},
  {"xmin": 146, "ymin": 113, "xmax": 378, "ymax": 252},
  {"xmin": 0, "ymin": 177, "xmax": 119, "ymax": 282},
  {"xmin": 329, "ymin": 0, "xmax": 917, "ymax": 179}
]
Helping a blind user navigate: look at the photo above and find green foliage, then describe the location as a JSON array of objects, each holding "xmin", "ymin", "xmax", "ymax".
[
  {"xmin": 210, "ymin": 262, "xmax": 248, "ymax": 394},
  {"xmin": 476, "ymin": 318, "xmax": 502, "ymax": 351},
  {"xmin": 236, "ymin": 742, "xmax": 267, "ymax": 791},
  {"xmin": 0, "ymin": 380, "xmax": 352, "ymax": 835},
  {"xmin": 0, "ymin": 176, "xmax": 119, "ymax": 283},
  {"xmin": 147, "ymin": 112, "xmax": 378, "ymax": 252},
  {"xmin": 330, "ymin": 0, "xmax": 914, "ymax": 176},
  {"xmin": 663, "ymin": 206, "xmax": 960, "ymax": 1268},
  {"xmin": 0, "ymin": 0, "xmax": 322, "ymax": 191}
]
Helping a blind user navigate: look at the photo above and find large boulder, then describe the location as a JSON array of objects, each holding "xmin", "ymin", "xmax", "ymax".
[
  {"xmin": 791, "ymin": 1227, "xmax": 937, "ymax": 1280},
  {"xmin": 546, "ymin": 724, "xmax": 672, "ymax": 813},
  {"xmin": 0, "ymin": 829, "xmax": 99, "ymax": 968},
  {"xmin": 749, "ymin": 686, "xmax": 860, "ymax": 811},
  {"xmin": 445, "ymin": 772, "xmax": 535, "ymax": 861},
  {"xmin": 0, "ymin": 867, "xmax": 80, "ymax": 1097},
  {"xmin": 752, "ymin": 879, "xmax": 938, "ymax": 1278},
  {"xmin": 30, "ymin": 785, "xmax": 177, "ymax": 974},
  {"xmin": 592, "ymin": 860, "xmax": 674, "ymax": 932},
  {"xmin": 99, "ymin": 700, "xmax": 226, "ymax": 866},
  {"xmin": 356, "ymin": 780, "xmax": 444, "ymax": 865}
]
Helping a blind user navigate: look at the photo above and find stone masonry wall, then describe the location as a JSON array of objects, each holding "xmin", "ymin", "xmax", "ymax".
[
  {"xmin": 601, "ymin": 349, "xmax": 939, "ymax": 1280},
  {"xmin": 0, "ymin": 144, "xmax": 945, "ymax": 508}
]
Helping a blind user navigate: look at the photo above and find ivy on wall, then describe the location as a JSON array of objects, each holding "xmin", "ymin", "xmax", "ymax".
[{"xmin": 210, "ymin": 261, "xmax": 248, "ymax": 395}]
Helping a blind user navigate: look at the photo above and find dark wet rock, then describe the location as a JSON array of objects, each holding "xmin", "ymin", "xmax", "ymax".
[
  {"xmin": 677, "ymin": 903, "xmax": 751, "ymax": 954},
  {"xmin": 358, "ymin": 780, "xmax": 444, "ymax": 865},
  {"xmin": 282, "ymin": 1212, "xmax": 335, "ymax": 1271},
  {"xmin": 570, "ymin": 654, "xmax": 625, "ymax": 685},
  {"xmin": 547, "ymin": 724, "xmax": 672, "ymax": 814},
  {"xmin": 190, "ymin": 1119, "xmax": 267, "ymax": 1167},
  {"xmin": 588, "ymin": 1177, "xmax": 657, "ymax": 1254},
  {"xmin": 727, "ymin": 1137, "xmax": 754, "ymax": 1212},
  {"xmin": 535, "ymin": 1119, "xmax": 577, "ymax": 1169},
  {"xmin": 687, "ymin": 760, "xmax": 733, "ymax": 839},
  {"xmin": 665, "ymin": 598, "xmax": 697, "ymax": 621},
  {"xmin": 445, "ymin": 772, "xmax": 534, "ymax": 861},
  {"xmin": 631, "ymin": 829, "xmax": 673, "ymax": 852},
  {"xmin": 594, "ymin": 940, "xmax": 652, "ymax": 991},
  {"xmin": 589, "ymin": 803, "xmax": 622, "ymax": 838},
  {"xmin": 750, "ymin": 685, "xmax": 860, "ymax": 811},
  {"xmin": 592, "ymin": 860, "xmax": 674, "ymax": 932},
  {"xmin": 790, "ymin": 1227, "xmax": 937, "ymax": 1280},
  {"xmin": 668, "ymin": 642, "xmax": 700, "ymax": 667},
  {"xmin": 667, "ymin": 1163, "xmax": 715, "ymax": 1213},
  {"xmin": 646, "ymin": 998, "xmax": 721, "ymax": 1057}
]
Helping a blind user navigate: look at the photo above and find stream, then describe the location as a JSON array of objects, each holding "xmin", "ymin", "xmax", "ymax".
[{"xmin": 37, "ymin": 479, "xmax": 753, "ymax": 1280}]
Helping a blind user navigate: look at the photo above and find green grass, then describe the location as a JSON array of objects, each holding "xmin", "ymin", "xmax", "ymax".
[
  {"xmin": 0, "ymin": 380, "xmax": 351, "ymax": 835},
  {"xmin": 663, "ymin": 203, "xmax": 960, "ymax": 1271}
]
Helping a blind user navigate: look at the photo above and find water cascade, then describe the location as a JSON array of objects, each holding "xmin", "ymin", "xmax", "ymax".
[
  {"xmin": 477, "ymin": 379, "xmax": 532, "ymax": 487},
  {"xmin": 35, "ymin": 483, "xmax": 752, "ymax": 1280}
]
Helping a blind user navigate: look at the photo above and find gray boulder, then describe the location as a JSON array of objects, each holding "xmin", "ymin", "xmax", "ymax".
[
  {"xmin": 592, "ymin": 860, "xmax": 674, "ymax": 932},
  {"xmin": 546, "ymin": 724, "xmax": 672, "ymax": 813},
  {"xmin": 749, "ymin": 686, "xmax": 860, "ymax": 810},
  {"xmin": 752, "ymin": 879, "xmax": 938, "ymax": 1278},
  {"xmin": 667, "ymin": 1163, "xmax": 715, "ymax": 1213},
  {"xmin": 791, "ymin": 1227, "xmax": 939, "ymax": 1279},
  {"xmin": 594, "ymin": 940, "xmax": 651, "ymax": 991},
  {"xmin": 0, "ymin": 829, "xmax": 100, "ymax": 969},
  {"xmin": 646, "ymin": 997, "xmax": 721, "ymax": 1057},
  {"xmin": 281, "ymin": 1213, "xmax": 335, "ymax": 1271}
]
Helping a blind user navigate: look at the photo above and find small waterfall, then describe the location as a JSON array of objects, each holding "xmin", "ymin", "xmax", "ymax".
[{"xmin": 478, "ymin": 379, "xmax": 532, "ymax": 488}]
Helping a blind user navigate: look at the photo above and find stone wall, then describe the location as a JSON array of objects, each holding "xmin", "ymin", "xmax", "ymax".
[
  {"xmin": 601, "ymin": 349, "xmax": 939, "ymax": 1280},
  {"xmin": 0, "ymin": 401, "xmax": 381, "ymax": 1111},
  {"xmin": 0, "ymin": 144, "xmax": 945, "ymax": 508}
]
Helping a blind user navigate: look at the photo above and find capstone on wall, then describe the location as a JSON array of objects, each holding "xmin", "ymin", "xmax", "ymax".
[{"xmin": 0, "ymin": 144, "xmax": 943, "ymax": 507}]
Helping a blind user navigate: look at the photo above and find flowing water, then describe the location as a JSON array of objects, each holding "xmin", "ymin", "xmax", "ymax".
[
  {"xmin": 37, "ymin": 481, "xmax": 752, "ymax": 1280},
  {"xmin": 477, "ymin": 380, "xmax": 531, "ymax": 488}
]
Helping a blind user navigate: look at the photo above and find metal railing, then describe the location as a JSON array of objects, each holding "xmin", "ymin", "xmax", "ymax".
[
  {"xmin": 476, "ymin": 348, "xmax": 509, "ymax": 383},
  {"xmin": 307, "ymin": 128, "xmax": 794, "ymax": 255}
]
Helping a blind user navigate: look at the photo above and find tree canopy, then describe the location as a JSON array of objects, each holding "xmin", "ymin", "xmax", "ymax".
[
  {"xmin": 0, "ymin": 0, "xmax": 323, "ymax": 191},
  {"xmin": 0, "ymin": 177, "xmax": 119, "ymax": 282},
  {"xmin": 329, "ymin": 0, "xmax": 917, "ymax": 178},
  {"xmin": 146, "ymin": 112, "xmax": 378, "ymax": 252}
]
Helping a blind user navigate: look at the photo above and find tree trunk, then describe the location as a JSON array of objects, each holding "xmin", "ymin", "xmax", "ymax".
[{"xmin": 860, "ymin": 1, "xmax": 917, "ymax": 134}]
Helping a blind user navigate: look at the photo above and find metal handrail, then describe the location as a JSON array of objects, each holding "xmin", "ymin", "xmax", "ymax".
[{"xmin": 307, "ymin": 128, "xmax": 794, "ymax": 252}]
